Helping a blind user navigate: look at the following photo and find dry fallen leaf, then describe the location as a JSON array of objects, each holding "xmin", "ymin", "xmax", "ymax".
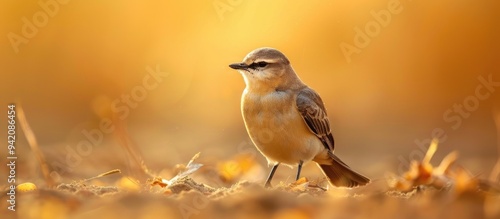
[
  {"xmin": 17, "ymin": 182, "xmax": 37, "ymax": 193},
  {"xmin": 287, "ymin": 177, "xmax": 309, "ymax": 192},
  {"xmin": 217, "ymin": 154, "xmax": 260, "ymax": 183},
  {"xmin": 149, "ymin": 153, "xmax": 203, "ymax": 188},
  {"xmin": 389, "ymin": 139, "xmax": 462, "ymax": 192}
]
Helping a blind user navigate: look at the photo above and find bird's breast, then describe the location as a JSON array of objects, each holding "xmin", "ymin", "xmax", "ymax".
[
  {"xmin": 240, "ymin": 89, "xmax": 323, "ymax": 165},
  {"xmin": 241, "ymin": 90, "xmax": 293, "ymax": 124}
]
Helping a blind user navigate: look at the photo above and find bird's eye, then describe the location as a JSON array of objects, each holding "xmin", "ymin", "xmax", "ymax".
[{"xmin": 257, "ymin": 62, "xmax": 268, "ymax": 67}]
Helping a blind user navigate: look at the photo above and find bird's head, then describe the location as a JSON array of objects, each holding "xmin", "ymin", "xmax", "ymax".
[{"xmin": 229, "ymin": 47, "xmax": 300, "ymax": 91}]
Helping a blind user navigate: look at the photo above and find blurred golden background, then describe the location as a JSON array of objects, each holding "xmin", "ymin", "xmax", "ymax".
[{"xmin": 1, "ymin": 0, "xmax": 499, "ymax": 184}]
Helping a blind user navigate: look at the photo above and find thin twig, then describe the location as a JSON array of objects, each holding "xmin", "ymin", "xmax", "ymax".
[
  {"xmin": 18, "ymin": 105, "xmax": 55, "ymax": 187},
  {"xmin": 82, "ymin": 169, "xmax": 121, "ymax": 182},
  {"xmin": 112, "ymin": 115, "xmax": 155, "ymax": 178}
]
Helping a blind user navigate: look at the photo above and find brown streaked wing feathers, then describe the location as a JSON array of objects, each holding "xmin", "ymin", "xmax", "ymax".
[
  {"xmin": 297, "ymin": 88, "xmax": 370, "ymax": 187},
  {"xmin": 296, "ymin": 88, "xmax": 335, "ymax": 151}
]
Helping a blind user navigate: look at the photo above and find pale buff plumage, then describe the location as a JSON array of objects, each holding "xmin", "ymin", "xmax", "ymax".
[
  {"xmin": 229, "ymin": 47, "xmax": 370, "ymax": 188},
  {"xmin": 241, "ymin": 87, "xmax": 326, "ymax": 166}
]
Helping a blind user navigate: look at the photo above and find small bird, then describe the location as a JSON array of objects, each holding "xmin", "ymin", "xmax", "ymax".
[{"xmin": 229, "ymin": 47, "xmax": 370, "ymax": 188}]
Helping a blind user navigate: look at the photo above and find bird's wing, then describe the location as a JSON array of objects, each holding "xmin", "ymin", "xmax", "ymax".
[{"xmin": 296, "ymin": 87, "xmax": 335, "ymax": 151}]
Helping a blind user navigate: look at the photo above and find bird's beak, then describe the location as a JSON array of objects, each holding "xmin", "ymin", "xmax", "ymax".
[{"xmin": 229, "ymin": 62, "xmax": 249, "ymax": 70}]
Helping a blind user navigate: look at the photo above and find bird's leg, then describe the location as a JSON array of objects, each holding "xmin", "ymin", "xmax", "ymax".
[
  {"xmin": 296, "ymin": 160, "xmax": 304, "ymax": 181},
  {"xmin": 265, "ymin": 163, "xmax": 280, "ymax": 188}
]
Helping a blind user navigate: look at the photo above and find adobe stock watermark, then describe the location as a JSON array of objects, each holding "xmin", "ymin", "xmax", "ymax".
[
  {"xmin": 7, "ymin": 0, "xmax": 71, "ymax": 54},
  {"xmin": 50, "ymin": 65, "xmax": 169, "ymax": 178},
  {"xmin": 339, "ymin": 0, "xmax": 404, "ymax": 63},
  {"xmin": 397, "ymin": 74, "xmax": 500, "ymax": 174},
  {"xmin": 213, "ymin": 0, "xmax": 243, "ymax": 21}
]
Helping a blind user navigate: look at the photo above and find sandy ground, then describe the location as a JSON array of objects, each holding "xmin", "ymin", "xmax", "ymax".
[{"xmin": 2, "ymin": 144, "xmax": 500, "ymax": 219}]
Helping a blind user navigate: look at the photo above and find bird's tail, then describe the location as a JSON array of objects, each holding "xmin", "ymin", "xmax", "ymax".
[{"xmin": 319, "ymin": 153, "xmax": 370, "ymax": 188}]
